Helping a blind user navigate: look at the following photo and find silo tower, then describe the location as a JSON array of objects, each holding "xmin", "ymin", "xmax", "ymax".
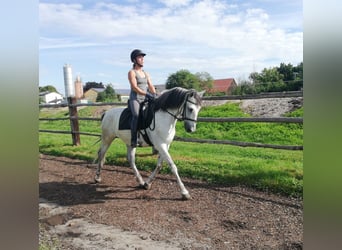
[
  {"xmin": 63, "ymin": 64, "xmax": 75, "ymax": 97},
  {"xmin": 74, "ymin": 75, "xmax": 84, "ymax": 99}
]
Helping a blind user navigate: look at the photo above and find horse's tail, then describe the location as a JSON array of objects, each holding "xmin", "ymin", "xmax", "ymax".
[
  {"xmin": 92, "ymin": 112, "xmax": 106, "ymax": 147},
  {"xmin": 92, "ymin": 136, "xmax": 101, "ymax": 145},
  {"xmin": 92, "ymin": 112, "xmax": 106, "ymax": 164}
]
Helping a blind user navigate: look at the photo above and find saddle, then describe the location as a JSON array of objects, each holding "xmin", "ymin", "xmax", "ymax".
[{"xmin": 119, "ymin": 100, "xmax": 155, "ymax": 131}]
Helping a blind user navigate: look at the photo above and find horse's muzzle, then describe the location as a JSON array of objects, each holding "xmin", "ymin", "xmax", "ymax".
[{"xmin": 185, "ymin": 123, "xmax": 196, "ymax": 133}]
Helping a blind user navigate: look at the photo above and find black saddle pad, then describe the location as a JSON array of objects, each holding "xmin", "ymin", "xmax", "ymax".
[
  {"xmin": 118, "ymin": 101, "xmax": 155, "ymax": 130},
  {"xmin": 118, "ymin": 108, "xmax": 132, "ymax": 130}
]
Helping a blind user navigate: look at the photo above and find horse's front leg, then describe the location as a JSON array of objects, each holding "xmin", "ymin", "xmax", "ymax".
[
  {"xmin": 157, "ymin": 144, "xmax": 191, "ymax": 200},
  {"xmin": 143, "ymin": 154, "xmax": 163, "ymax": 190},
  {"xmin": 127, "ymin": 145, "xmax": 145, "ymax": 187}
]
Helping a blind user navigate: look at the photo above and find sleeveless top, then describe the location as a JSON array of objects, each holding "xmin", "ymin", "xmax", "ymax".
[{"xmin": 129, "ymin": 70, "xmax": 148, "ymax": 102}]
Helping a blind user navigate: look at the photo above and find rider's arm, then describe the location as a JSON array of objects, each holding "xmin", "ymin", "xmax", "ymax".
[{"xmin": 145, "ymin": 72, "xmax": 156, "ymax": 95}]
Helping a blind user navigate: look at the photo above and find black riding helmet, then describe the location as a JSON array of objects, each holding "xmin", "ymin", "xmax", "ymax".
[{"xmin": 130, "ymin": 49, "xmax": 146, "ymax": 63}]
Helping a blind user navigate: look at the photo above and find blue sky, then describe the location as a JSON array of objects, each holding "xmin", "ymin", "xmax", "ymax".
[{"xmin": 39, "ymin": 0, "xmax": 303, "ymax": 95}]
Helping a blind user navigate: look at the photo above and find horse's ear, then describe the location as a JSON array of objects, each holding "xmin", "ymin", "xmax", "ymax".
[{"xmin": 198, "ymin": 90, "xmax": 205, "ymax": 98}]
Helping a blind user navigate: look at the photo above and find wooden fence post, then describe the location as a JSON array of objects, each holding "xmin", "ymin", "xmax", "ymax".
[{"xmin": 67, "ymin": 97, "xmax": 81, "ymax": 146}]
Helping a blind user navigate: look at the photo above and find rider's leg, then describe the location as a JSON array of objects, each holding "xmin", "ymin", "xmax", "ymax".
[{"xmin": 129, "ymin": 99, "xmax": 140, "ymax": 147}]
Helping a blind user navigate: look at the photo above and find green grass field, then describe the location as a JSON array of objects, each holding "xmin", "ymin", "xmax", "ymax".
[{"xmin": 39, "ymin": 102, "xmax": 303, "ymax": 197}]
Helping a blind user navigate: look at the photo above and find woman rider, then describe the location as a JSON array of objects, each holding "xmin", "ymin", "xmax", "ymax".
[{"xmin": 128, "ymin": 49, "xmax": 157, "ymax": 147}]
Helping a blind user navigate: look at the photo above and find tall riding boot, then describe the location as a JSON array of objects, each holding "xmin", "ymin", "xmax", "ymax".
[{"xmin": 130, "ymin": 117, "xmax": 138, "ymax": 147}]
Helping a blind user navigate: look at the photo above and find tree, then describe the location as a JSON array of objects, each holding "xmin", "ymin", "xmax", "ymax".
[
  {"xmin": 293, "ymin": 62, "xmax": 303, "ymax": 80},
  {"xmin": 249, "ymin": 67, "xmax": 284, "ymax": 93},
  {"xmin": 290, "ymin": 62, "xmax": 303, "ymax": 91},
  {"xmin": 165, "ymin": 69, "xmax": 213, "ymax": 91},
  {"xmin": 233, "ymin": 61, "xmax": 303, "ymax": 95},
  {"xmin": 257, "ymin": 67, "xmax": 284, "ymax": 84},
  {"xmin": 39, "ymin": 85, "xmax": 58, "ymax": 93},
  {"xmin": 249, "ymin": 72, "xmax": 259, "ymax": 84},
  {"xmin": 195, "ymin": 71, "xmax": 214, "ymax": 90},
  {"xmin": 96, "ymin": 84, "xmax": 118, "ymax": 102},
  {"xmin": 165, "ymin": 69, "xmax": 199, "ymax": 90},
  {"xmin": 277, "ymin": 63, "xmax": 294, "ymax": 82},
  {"xmin": 232, "ymin": 80, "xmax": 256, "ymax": 95}
]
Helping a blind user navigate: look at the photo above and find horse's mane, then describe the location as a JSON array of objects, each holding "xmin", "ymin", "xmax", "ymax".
[{"xmin": 154, "ymin": 87, "xmax": 202, "ymax": 112}]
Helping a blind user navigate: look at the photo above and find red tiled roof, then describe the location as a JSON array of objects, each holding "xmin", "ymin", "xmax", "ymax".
[{"xmin": 210, "ymin": 78, "xmax": 236, "ymax": 93}]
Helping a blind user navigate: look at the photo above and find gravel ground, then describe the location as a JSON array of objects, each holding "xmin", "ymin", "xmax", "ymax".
[
  {"xmin": 39, "ymin": 154, "xmax": 303, "ymax": 250},
  {"xmin": 239, "ymin": 97, "xmax": 303, "ymax": 117}
]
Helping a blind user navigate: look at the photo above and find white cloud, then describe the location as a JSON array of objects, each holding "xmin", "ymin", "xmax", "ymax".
[
  {"xmin": 158, "ymin": 0, "xmax": 192, "ymax": 8},
  {"xmin": 39, "ymin": 37, "xmax": 106, "ymax": 49},
  {"xmin": 39, "ymin": 0, "xmax": 302, "ymax": 89},
  {"xmin": 39, "ymin": 1, "xmax": 301, "ymax": 50}
]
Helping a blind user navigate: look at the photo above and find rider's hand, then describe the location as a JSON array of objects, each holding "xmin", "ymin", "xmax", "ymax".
[{"xmin": 145, "ymin": 92, "xmax": 155, "ymax": 102}]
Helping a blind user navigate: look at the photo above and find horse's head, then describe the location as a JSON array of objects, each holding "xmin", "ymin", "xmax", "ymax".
[
  {"xmin": 183, "ymin": 90, "xmax": 205, "ymax": 133},
  {"xmin": 154, "ymin": 87, "xmax": 205, "ymax": 132}
]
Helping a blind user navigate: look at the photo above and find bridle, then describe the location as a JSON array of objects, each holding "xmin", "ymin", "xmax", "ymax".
[
  {"xmin": 141, "ymin": 93, "xmax": 199, "ymax": 133},
  {"xmin": 165, "ymin": 94, "xmax": 199, "ymax": 122}
]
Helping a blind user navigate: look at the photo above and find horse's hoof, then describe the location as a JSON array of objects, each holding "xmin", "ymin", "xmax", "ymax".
[
  {"xmin": 143, "ymin": 182, "xmax": 152, "ymax": 190},
  {"xmin": 181, "ymin": 193, "xmax": 191, "ymax": 200},
  {"xmin": 94, "ymin": 176, "xmax": 101, "ymax": 183}
]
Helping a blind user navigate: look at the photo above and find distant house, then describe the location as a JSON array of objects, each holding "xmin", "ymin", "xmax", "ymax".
[
  {"xmin": 115, "ymin": 89, "xmax": 130, "ymax": 103},
  {"xmin": 208, "ymin": 78, "xmax": 237, "ymax": 95},
  {"xmin": 154, "ymin": 84, "xmax": 166, "ymax": 94},
  {"xmin": 40, "ymin": 91, "xmax": 64, "ymax": 104},
  {"xmin": 83, "ymin": 88, "xmax": 105, "ymax": 103}
]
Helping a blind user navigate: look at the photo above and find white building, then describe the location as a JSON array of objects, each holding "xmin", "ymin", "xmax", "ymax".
[{"xmin": 40, "ymin": 91, "xmax": 64, "ymax": 104}]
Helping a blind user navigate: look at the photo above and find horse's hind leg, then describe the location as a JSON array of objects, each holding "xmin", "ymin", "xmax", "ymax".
[
  {"xmin": 144, "ymin": 154, "xmax": 163, "ymax": 190},
  {"xmin": 95, "ymin": 137, "xmax": 114, "ymax": 183}
]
